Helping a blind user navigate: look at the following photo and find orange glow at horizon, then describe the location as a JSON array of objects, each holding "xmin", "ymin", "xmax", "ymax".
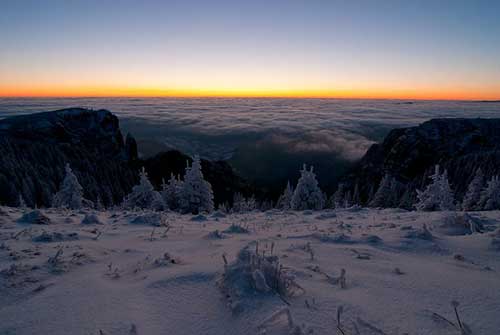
[{"xmin": 1, "ymin": 85, "xmax": 499, "ymax": 101}]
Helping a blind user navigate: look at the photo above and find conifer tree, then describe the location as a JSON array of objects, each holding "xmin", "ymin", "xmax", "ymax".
[
  {"xmin": 277, "ymin": 181, "xmax": 294, "ymax": 210},
  {"xmin": 479, "ymin": 175, "xmax": 500, "ymax": 210},
  {"xmin": 332, "ymin": 183, "xmax": 346, "ymax": 209},
  {"xmin": 462, "ymin": 168, "xmax": 484, "ymax": 211},
  {"xmin": 232, "ymin": 192, "xmax": 245, "ymax": 213},
  {"xmin": 439, "ymin": 170, "xmax": 455, "ymax": 210},
  {"xmin": 291, "ymin": 165, "xmax": 325, "ymax": 210},
  {"xmin": 179, "ymin": 156, "xmax": 214, "ymax": 214},
  {"xmin": 162, "ymin": 174, "xmax": 183, "ymax": 211},
  {"xmin": 369, "ymin": 174, "xmax": 394, "ymax": 208},
  {"xmin": 416, "ymin": 165, "xmax": 455, "ymax": 211},
  {"xmin": 52, "ymin": 163, "xmax": 85, "ymax": 209},
  {"xmin": 18, "ymin": 194, "xmax": 27, "ymax": 209},
  {"xmin": 123, "ymin": 167, "xmax": 164, "ymax": 210}
]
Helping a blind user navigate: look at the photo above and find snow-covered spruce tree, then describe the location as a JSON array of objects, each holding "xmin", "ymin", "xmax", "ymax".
[
  {"xmin": 95, "ymin": 196, "xmax": 105, "ymax": 211},
  {"xmin": 462, "ymin": 168, "xmax": 484, "ymax": 211},
  {"xmin": 18, "ymin": 194, "xmax": 27, "ymax": 209},
  {"xmin": 439, "ymin": 170, "xmax": 455, "ymax": 210},
  {"xmin": 276, "ymin": 181, "xmax": 294, "ymax": 210},
  {"xmin": 161, "ymin": 174, "xmax": 183, "ymax": 211},
  {"xmin": 369, "ymin": 174, "xmax": 394, "ymax": 208},
  {"xmin": 479, "ymin": 175, "xmax": 500, "ymax": 210},
  {"xmin": 291, "ymin": 165, "xmax": 325, "ymax": 210},
  {"xmin": 232, "ymin": 192, "xmax": 245, "ymax": 213},
  {"xmin": 123, "ymin": 167, "xmax": 164, "ymax": 210},
  {"xmin": 352, "ymin": 182, "xmax": 360, "ymax": 206},
  {"xmin": 415, "ymin": 165, "xmax": 455, "ymax": 211},
  {"xmin": 331, "ymin": 183, "xmax": 346, "ymax": 208},
  {"xmin": 52, "ymin": 163, "xmax": 86, "ymax": 209},
  {"xmin": 246, "ymin": 195, "xmax": 257, "ymax": 212},
  {"xmin": 179, "ymin": 156, "xmax": 214, "ymax": 214}
]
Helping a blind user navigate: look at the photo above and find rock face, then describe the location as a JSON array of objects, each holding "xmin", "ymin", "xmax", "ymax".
[
  {"xmin": 341, "ymin": 118, "xmax": 500, "ymax": 207},
  {"xmin": 0, "ymin": 108, "xmax": 137, "ymax": 207},
  {"xmin": 0, "ymin": 108, "xmax": 252, "ymax": 208}
]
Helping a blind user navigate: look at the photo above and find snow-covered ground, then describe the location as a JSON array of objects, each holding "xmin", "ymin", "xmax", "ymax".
[{"xmin": 1, "ymin": 206, "xmax": 499, "ymax": 335}]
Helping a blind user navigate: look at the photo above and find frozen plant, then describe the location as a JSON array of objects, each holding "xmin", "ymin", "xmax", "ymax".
[
  {"xmin": 462, "ymin": 168, "xmax": 484, "ymax": 211},
  {"xmin": 277, "ymin": 181, "xmax": 294, "ymax": 210},
  {"xmin": 291, "ymin": 164, "xmax": 325, "ymax": 210},
  {"xmin": 52, "ymin": 163, "xmax": 88, "ymax": 209},
  {"xmin": 416, "ymin": 165, "xmax": 455, "ymax": 211},
  {"xmin": 123, "ymin": 167, "xmax": 164, "ymax": 210},
  {"xmin": 369, "ymin": 174, "xmax": 397, "ymax": 208},
  {"xmin": 218, "ymin": 243, "xmax": 303, "ymax": 313},
  {"xmin": 161, "ymin": 173, "xmax": 183, "ymax": 211},
  {"xmin": 478, "ymin": 175, "xmax": 500, "ymax": 210},
  {"xmin": 179, "ymin": 156, "xmax": 214, "ymax": 214}
]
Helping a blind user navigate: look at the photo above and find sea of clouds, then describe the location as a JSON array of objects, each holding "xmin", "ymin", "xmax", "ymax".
[{"xmin": 1, "ymin": 97, "xmax": 500, "ymax": 192}]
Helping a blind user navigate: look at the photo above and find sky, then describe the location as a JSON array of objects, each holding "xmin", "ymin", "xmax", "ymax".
[{"xmin": 1, "ymin": 0, "xmax": 500, "ymax": 100}]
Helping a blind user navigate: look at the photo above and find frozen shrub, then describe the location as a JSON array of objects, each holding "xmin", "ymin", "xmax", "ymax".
[
  {"xmin": 32, "ymin": 231, "xmax": 78, "ymax": 243},
  {"xmin": 17, "ymin": 210, "xmax": 51, "ymax": 225},
  {"xmin": 129, "ymin": 213, "xmax": 166, "ymax": 227},
  {"xmin": 190, "ymin": 214, "xmax": 207, "ymax": 222},
  {"xmin": 211, "ymin": 211, "xmax": 226, "ymax": 219},
  {"xmin": 205, "ymin": 230, "xmax": 227, "ymax": 239},
  {"xmin": 404, "ymin": 224, "xmax": 434, "ymax": 240},
  {"xmin": 223, "ymin": 223, "xmax": 250, "ymax": 234},
  {"xmin": 81, "ymin": 213, "xmax": 103, "ymax": 225},
  {"xmin": 218, "ymin": 243, "xmax": 302, "ymax": 312},
  {"xmin": 434, "ymin": 213, "xmax": 484, "ymax": 236}
]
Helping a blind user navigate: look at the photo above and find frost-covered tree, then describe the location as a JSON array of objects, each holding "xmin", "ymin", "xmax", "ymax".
[
  {"xmin": 415, "ymin": 165, "xmax": 455, "ymax": 211},
  {"xmin": 331, "ymin": 183, "xmax": 346, "ymax": 209},
  {"xmin": 161, "ymin": 174, "xmax": 183, "ymax": 211},
  {"xmin": 369, "ymin": 174, "xmax": 395, "ymax": 208},
  {"xmin": 291, "ymin": 165, "xmax": 325, "ymax": 210},
  {"xmin": 246, "ymin": 195, "xmax": 257, "ymax": 212},
  {"xmin": 18, "ymin": 194, "xmax": 27, "ymax": 209},
  {"xmin": 95, "ymin": 196, "xmax": 105, "ymax": 211},
  {"xmin": 398, "ymin": 187, "xmax": 415, "ymax": 209},
  {"xmin": 479, "ymin": 175, "xmax": 500, "ymax": 210},
  {"xmin": 52, "ymin": 163, "xmax": 85, "ymax": 209},
  {"xmin": 439, "ymin": 170, "xmax": 455, "ymax": 210},
  {"xmin": 231, "ymin": 193, "xmax": 258, "ymax": 213},
  {"xmin": 276, "ymin": 181, "xmax": 294, "ymax": 210},
  {"xmin": 232, "ymin": 193, "xmax": 246, "ymax": 213},
  {"xmin": 123, "ymin": 167, "xmax": 164, "ymax": 210},
  {"xmin": 352, "ymin": 183, "xmax": 360, "ymax": 206},
  {"xmin": 462, "ymin": 168, "xmax": 484, "ymax": 211},
  {"xmin": 179, "ymin": 156, "xmax": 214, "ymax": 214}
]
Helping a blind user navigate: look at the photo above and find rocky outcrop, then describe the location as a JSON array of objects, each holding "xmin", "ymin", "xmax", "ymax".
[
  {"xmin": 0, "ymin": 108, "xmax": 253, "ymax": 207},
  {"xmin": 341, "ymin": 118, "xmax": 500, "ymax": 207},
  {"xmin": 0, "ymin": 108, "xmax": 137, "ymax": 207}
]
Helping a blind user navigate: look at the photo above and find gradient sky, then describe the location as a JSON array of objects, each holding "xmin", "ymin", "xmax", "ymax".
[{"xmin": 1, "ymin": 0, "xmax": 500, "ymax": 99}]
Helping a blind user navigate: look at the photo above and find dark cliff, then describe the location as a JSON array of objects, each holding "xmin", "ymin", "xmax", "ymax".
[
  {"xmin": 341, "ymin": 118, "xmax": 500, "ymax": 207},
  {"xmin": 0, "ymin": 108, "xmax": 252, "ymax": 207},
  {"xmin": 0, "ymin": 108, "xmax": 137, "ymax": 207}
]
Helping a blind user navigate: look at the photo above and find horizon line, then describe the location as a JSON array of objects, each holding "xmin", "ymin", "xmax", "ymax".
[{"xmin": 1, "ymin": 95, "xmax": 499, "ymax": 102}]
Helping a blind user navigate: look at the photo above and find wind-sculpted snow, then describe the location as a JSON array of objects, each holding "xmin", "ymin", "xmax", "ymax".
[{"xmin": 1, "ymin": 206, "xmax": 500, "ymax": 334}]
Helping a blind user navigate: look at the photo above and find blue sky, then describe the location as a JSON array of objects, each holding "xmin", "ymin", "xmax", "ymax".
[{"xmin": 1, "ymin": 0, "xmax": 499, "ymax": 98}]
